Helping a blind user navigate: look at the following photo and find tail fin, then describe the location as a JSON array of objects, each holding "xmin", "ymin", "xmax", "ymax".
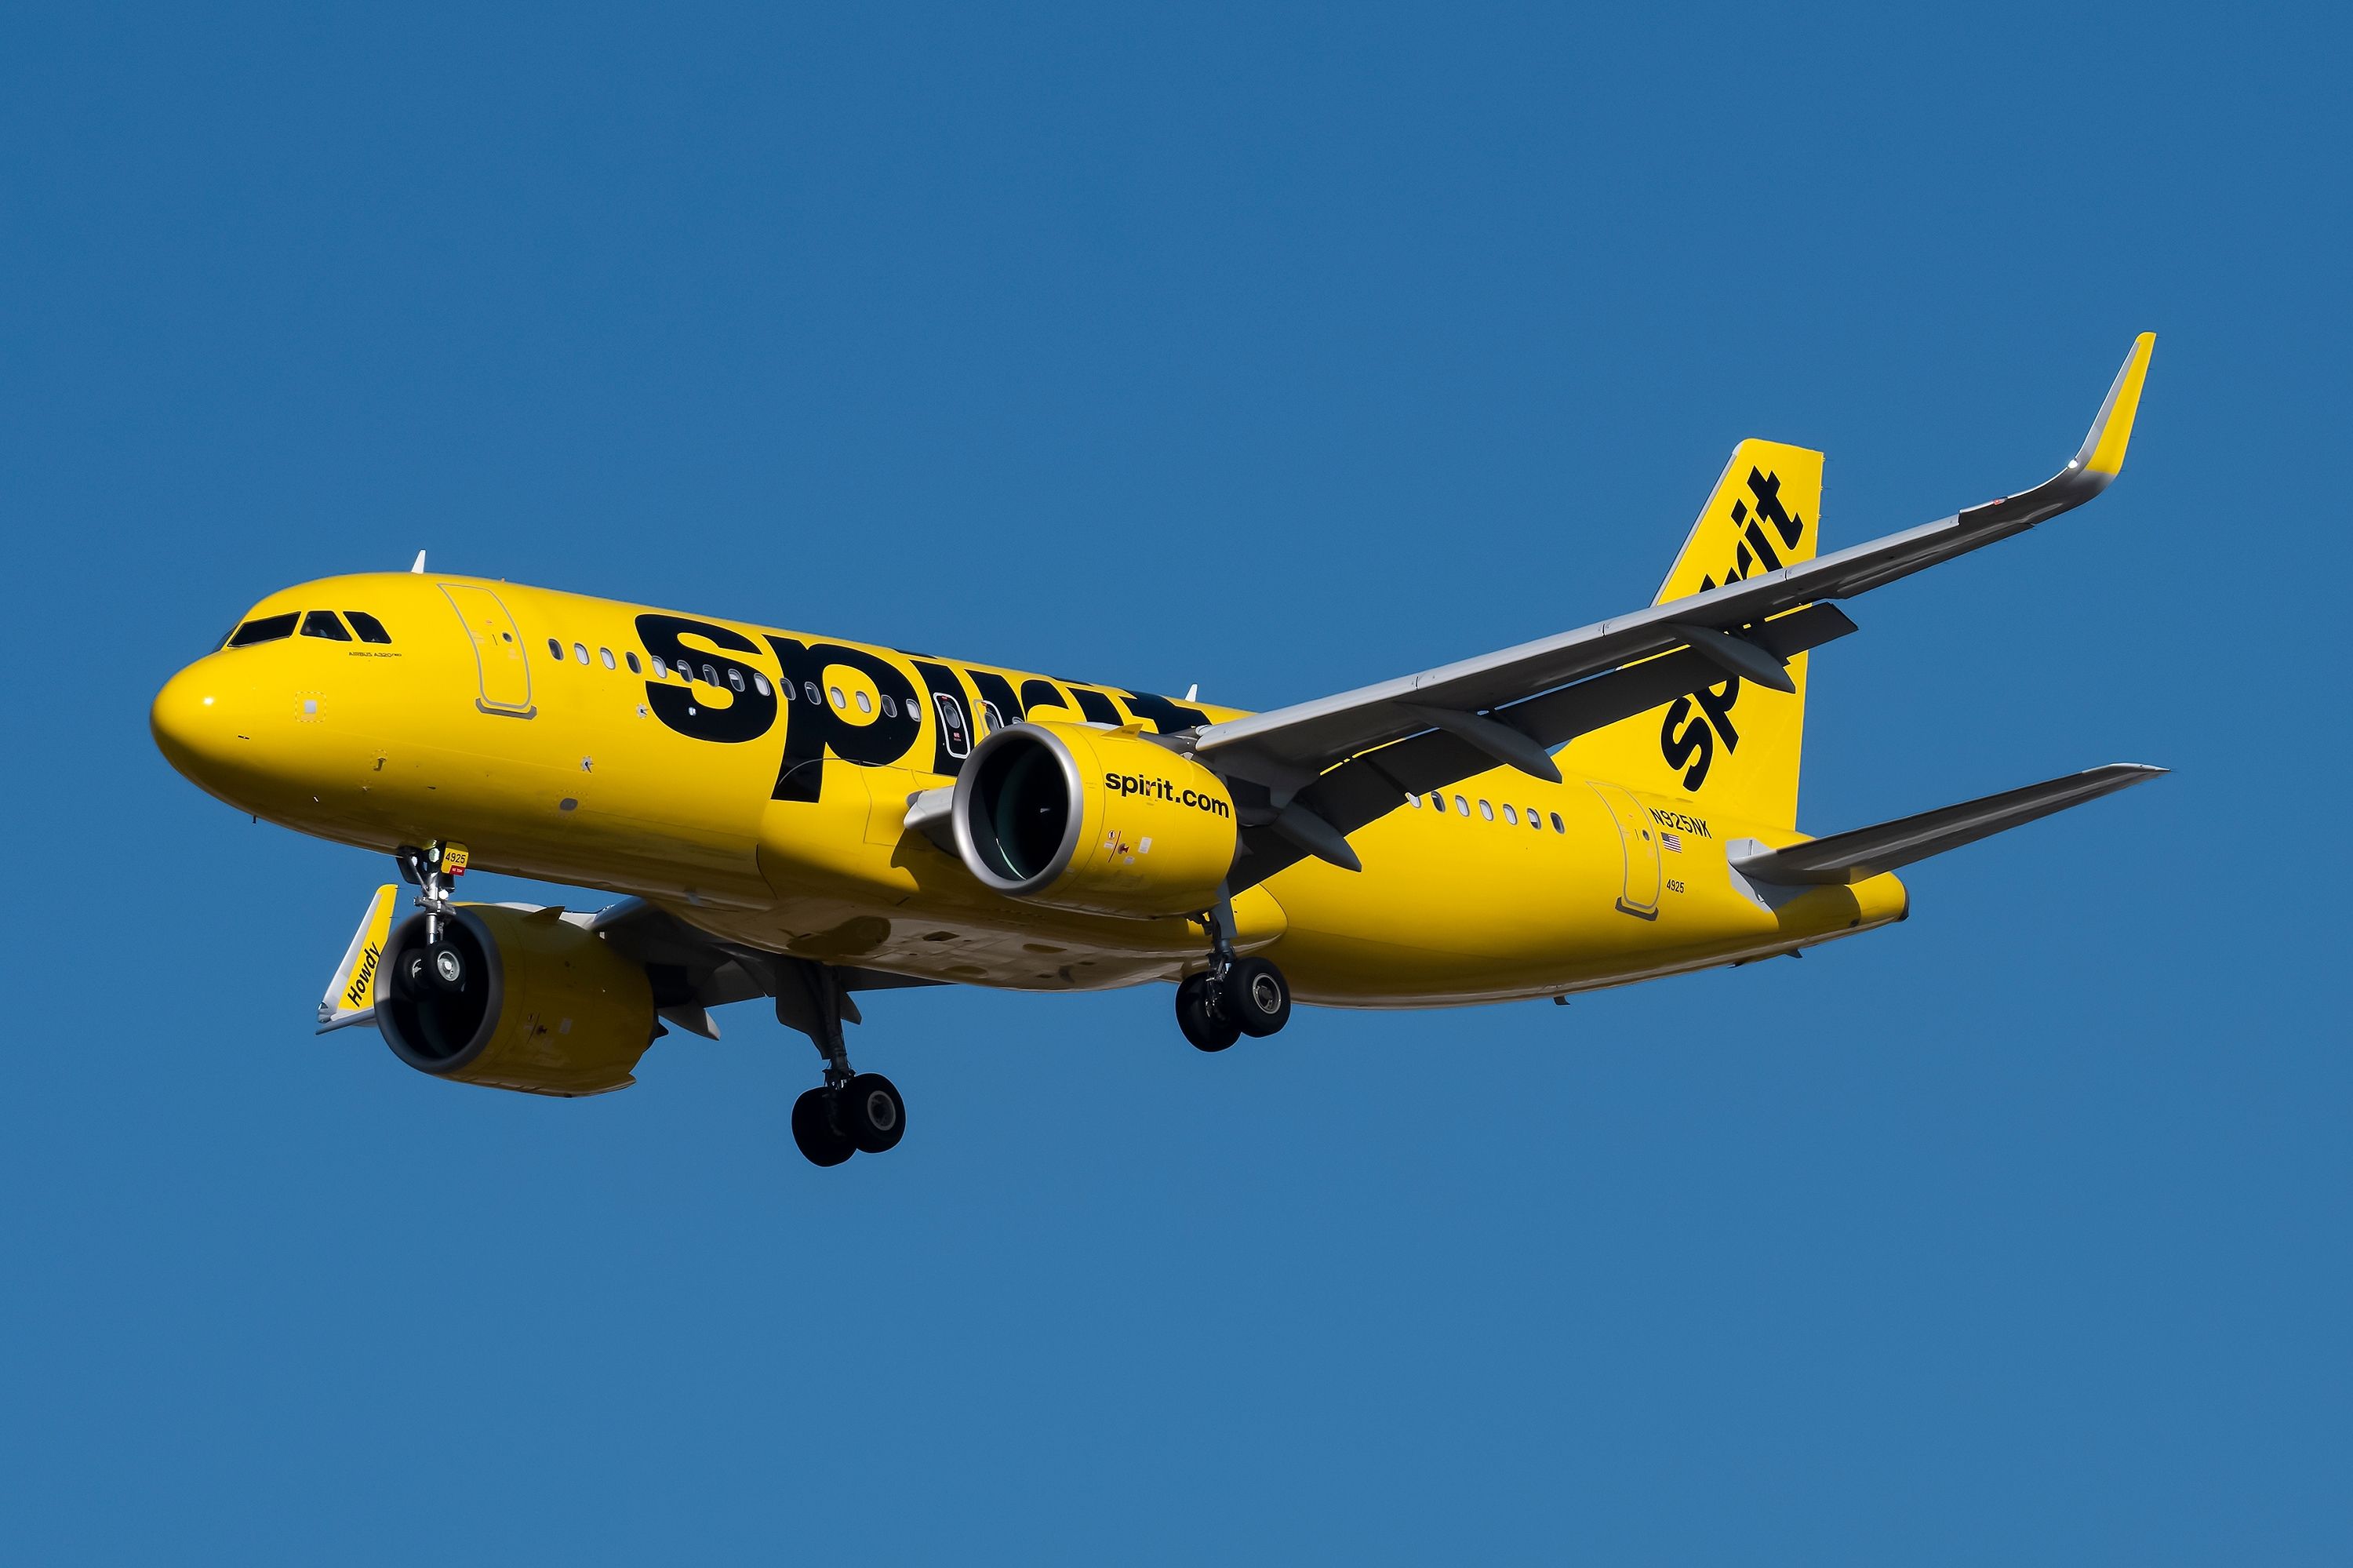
[{"xmin": 1557, "ymin": 439, "xmax": 1823, "ymax": 828}]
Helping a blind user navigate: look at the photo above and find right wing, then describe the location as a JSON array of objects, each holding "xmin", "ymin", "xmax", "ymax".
[{"xmin": 1192, "ymin": 333, "xmax": 2156, "ymax": 886}]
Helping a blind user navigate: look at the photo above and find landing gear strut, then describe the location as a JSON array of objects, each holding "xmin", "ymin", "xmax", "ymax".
[
  {"xmin": 392, "ymin": 840, "xmax": 474, "ymax": 999},
  {"xmin": 1176, "ymin": 897, "xmax": 1292, "ymax": 1051},
  {"xmin": 774, "ymin": 958, "xmax": 905, "ymax": 1167}
]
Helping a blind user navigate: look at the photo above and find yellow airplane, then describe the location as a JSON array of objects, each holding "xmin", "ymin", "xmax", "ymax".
[{"xmin": 152, "ymin": 336, "xmax": 2162, "ymax": 1166}]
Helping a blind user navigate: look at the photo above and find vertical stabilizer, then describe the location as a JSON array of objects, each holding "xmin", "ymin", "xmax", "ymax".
[{"xmin": 1557, "ymin": 440, "xmax": 1823, "ymax": 828}]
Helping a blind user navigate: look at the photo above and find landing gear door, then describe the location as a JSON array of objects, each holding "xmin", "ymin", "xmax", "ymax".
[
  {"xmin": 1589, "ymin": 781, "xmax": 1660, "ymax": 920},
  {"xmin": 440, "ymin": 584, "xmax": 536, "ymax": 717}
]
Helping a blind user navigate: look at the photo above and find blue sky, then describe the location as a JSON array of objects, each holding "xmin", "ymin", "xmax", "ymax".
[{"xmin": 3, "ymin": 4, "xmax": 2346, "ymax": 1562}]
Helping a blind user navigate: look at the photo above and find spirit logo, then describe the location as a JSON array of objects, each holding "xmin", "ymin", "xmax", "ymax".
[{"xmin": 1660, "ymin": 468, "xmax": 1808, "ymax": 791}]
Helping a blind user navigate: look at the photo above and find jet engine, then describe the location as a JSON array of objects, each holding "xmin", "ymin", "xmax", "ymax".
[
  {"xmin": 953, "ymin": 720, "xmax": 1238, "ymax": 918},
  {"xmin": 376, "ymin": 904, "xmax": 657, "ymax": 1097}
]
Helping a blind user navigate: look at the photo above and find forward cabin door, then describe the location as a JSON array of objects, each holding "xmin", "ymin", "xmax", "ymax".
[
  {"xmin": 440, "ymin": 585, "xmax": 536, "ymax": 717},
  {"xmin": 1589, "ymin": 781, "xmax": 1660, "ymax": 919}
]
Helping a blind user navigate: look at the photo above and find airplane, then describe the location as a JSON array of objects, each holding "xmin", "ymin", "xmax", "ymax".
[{"xmin": 151, "ymin": 334, "xmax": 2162, "ymax": 1168}]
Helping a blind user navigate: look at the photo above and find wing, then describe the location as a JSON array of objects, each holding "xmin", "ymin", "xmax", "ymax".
[
  {"xmin": 588, "ymin": 898, "xmax": 942, "ymax": 1039},
  {"xmin": 1195, "ymin": 333, "xmax": 2155, "ymax": 887}
]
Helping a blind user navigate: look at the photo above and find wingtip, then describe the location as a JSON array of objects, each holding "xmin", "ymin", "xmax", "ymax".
[{"xmin": 2075, "ymin": 333, "xmax": 2156, "ymax": 482}]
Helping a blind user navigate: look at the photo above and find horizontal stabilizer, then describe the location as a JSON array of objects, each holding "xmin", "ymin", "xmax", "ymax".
[{"xmin": 1728, "ymin": 764, "xmax": 2165, "ymax": 886}]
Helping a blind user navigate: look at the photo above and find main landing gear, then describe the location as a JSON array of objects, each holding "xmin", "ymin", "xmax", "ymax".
[
  {"xmin": 774, "ymin": 958, "xmax": 906, "ymax": 1168},
  {"xmin": 1174, "ymin": 900, "xmax": 1292, "ymax": 1052}
]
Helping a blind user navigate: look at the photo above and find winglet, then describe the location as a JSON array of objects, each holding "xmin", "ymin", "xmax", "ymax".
[
  {"xmin": 1955, "ymin": 332, "xmax": 2157, "ymax": 537},
  {"xmin": 317, "ymin": 883, "xmax": 400, "ymax": 1033},
  {"xmin": 2069, "ymin": 332, "xmax": 2156, "ymax": 482}
]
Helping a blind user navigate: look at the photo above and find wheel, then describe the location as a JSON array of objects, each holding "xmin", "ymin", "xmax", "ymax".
[
  {"xmin": 393, "ymin": 948, "xmax": 435, "ymax": 999},
  {"xmin": 791, "ymin": 1087, "xmax": 856, "ymax": 1167},
  {"xmin": 1175, "ymin": 973, "xmax": 1239, "ymax": 1053},
  {"xmin": 1220, "ymin": 956, "xmax": 1290, "ymax": 1037},
  {"xmin": 427, "ymin": 942, "xmax": 469, "ymax": 993},
  {"xmin": 839, "ymin": 1072, "xmax": 906, "ymax": 1154}
]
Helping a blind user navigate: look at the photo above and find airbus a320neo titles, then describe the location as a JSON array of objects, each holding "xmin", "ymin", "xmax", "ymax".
[{"xmin": 153, "ymin": 336, "xmax": 2164, "ymax": 1166}]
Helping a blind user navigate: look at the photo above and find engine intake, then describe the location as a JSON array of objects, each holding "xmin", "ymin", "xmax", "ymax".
[
  {"xmin": 953, "ymin": 721, "xmax": 1238, "ymax": 919},
  {"xmin": 376, "ymin": 905, "xmax": 657, "ymax": 1097}
]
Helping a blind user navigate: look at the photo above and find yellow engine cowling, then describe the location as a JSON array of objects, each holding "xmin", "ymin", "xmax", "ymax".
[
  {"xmin": 952, "ymin": 720, "xmax": 1238, "ymax": 919},
  {"xmin": 375, "ymin": 904, "xmax": 656, "ymax": 1097}
]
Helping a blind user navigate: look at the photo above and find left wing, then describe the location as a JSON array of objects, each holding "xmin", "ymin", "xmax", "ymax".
[{"xmin": 1193, "ymin": 334, "xmax": 2155, "ymax": 884}]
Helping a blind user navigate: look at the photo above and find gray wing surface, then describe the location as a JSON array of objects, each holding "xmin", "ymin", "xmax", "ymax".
[{"xmin": 1200, "ymin": 334, "xmax": 2156, "ymax": 890}]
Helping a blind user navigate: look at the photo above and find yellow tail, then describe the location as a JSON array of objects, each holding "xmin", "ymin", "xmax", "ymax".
[{"xmin": 1558, "ymin": 439, "xmax": 1823, "ymax": 829}]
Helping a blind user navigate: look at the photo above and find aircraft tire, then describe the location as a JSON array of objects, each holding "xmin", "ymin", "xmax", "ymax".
[
  {"xmin": 1220, "ymin": 957, "xmax": 1291, "ymax": 1038},
  {"xmin": 791, "ymin": 1088, "xmax": 856, "ymax": 1167},
  {"xmin": 1176, "ymin": 974, "xmax": 1239, "ymax": 1053},
  {"xmin": 427, "ymin": 943, "xmax": 470, "ymax": 994},
  {"xmin": 841, "ymin": 1072, "xmax": 907, "ymax": 1155},
  {"xmin": 392, "ymin": 948, "xmax": 434, "ymax": 999}
]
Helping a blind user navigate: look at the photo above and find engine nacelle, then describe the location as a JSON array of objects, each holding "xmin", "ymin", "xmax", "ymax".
[
  {"xmin": 376, "ymin": 904, "xmax": 656, "ymax": 1097},
  {"xmin": 953, "ymin": 720, "xmax": 1238, "ymax": 918}
]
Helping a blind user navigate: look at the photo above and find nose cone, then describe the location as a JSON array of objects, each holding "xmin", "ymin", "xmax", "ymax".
[{"xmin": 151, "ymin": 659, "xmax": 240, "ymax": 792}]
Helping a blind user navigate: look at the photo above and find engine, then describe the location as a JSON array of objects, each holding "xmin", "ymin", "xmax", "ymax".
[
  {"xmin": 952, "ymin": 720, "xmax": 1238, "ymax": 919},
  {"xmin": 375, "ymin": 904, "xmax": 657, "ymax": 1097}
]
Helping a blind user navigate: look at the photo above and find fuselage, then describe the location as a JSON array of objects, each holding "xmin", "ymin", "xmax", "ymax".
[{"xmin": 151, "ymin": 573, "xmax": 1907, "ymax": 1006}]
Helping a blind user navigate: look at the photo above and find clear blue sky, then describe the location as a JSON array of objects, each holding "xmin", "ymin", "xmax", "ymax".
[{"xmin": 3, "ymin": 4, "xmax": 2345, "ymax": 1562}]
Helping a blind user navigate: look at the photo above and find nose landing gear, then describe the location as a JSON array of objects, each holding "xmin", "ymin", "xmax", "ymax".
[
  {"xmin": 1175, "ymin": 900, "xmax": 1293, "ymax": 1051},
  {"xmin": 774, "ymin": 958, "xmax": 907, "ymax": 1168}
]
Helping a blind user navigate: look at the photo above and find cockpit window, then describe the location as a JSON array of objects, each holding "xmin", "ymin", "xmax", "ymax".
[
  {"xmin": 301, "ymin": 609, "xmax": 353, "ymax": 642},
  {"xmin": 227, "ymin": 613, "xmax": 299, "ymax": 648},
  {"xmin": 344, "ymin": 610, "xmax": 392, "ymax": 644}
]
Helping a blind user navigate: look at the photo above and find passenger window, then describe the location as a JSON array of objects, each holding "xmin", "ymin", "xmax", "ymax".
[
  {"xmin": 729, "ymin": 668, "xmax": 746, "ymax": 693},
  {"xmin": 343, "ymin": 611, "xmax": 392, "ymax": 644},
  {"xmin": 227, "ymin": 612, "xmax": 299, "ymax": 647},
  {"xmin": 625, "ymin": 651, "xmax": 642, "ymax": 674},
  {"xmin": 702, "ymin": 664, "xmax": 719, "ymax": 687},
  {"xmin": 574, "ymin": 642, "xmax": 590, "ymax": 665},
  {"xmin": 855, "ymin": 690, "xmax": 871, "ymax": 714},
  {"xmin": 547, "ymin": 638, "xmax": 563, "ymax": 660},
  {"xmin": 753, "ymin": 672, "xmax": 771, "ymax": 697},
  {"xmin": 804, "ymin": 682, "xmax": 821, "ymax": 704},
  {"xmin": 981, "ymin": 702, "xmax": 1005, "ymax": 732},
  {"xmin": 1479, "ymin": 800, "xmax": 1495, "ymax": 821},
  {"xmin": 1527, "ymin": 807, "xmax": 1541, "ymax": 829},
  {"xmin": 829, "ymin": 686, "xmax": 846, "ymax": 709},
  {"xmin": 881, "ymin": 694, "xmax": 897, "ymax": 718},
  {"xmin": 600, "ymin": 648, "xmax": 616, "ymax": 670},
  {"xmin": 300, "ymin": 609, "xmax": 352, "ymax": 641},
  {"xmin": 1502, "ymin": 804, "xmax": 1517, "ymax": 824},
  {"xmin": 1550, "ymin": 812, "xmax": 1565, "ymax": 833},
  {"xmin": 1406, "ymin": 793, "xmax": 1422, "ymax": 808},
  {"xmin": 1430, "ymin": 792, "xmax": 1446, "ymax": 812},
  {"xmin": 1454, "ymin": 795, "xmax": 1470, "ymax": 816}
]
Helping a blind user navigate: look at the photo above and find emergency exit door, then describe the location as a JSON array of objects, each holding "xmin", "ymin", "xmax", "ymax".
[
  {"xmin": 1589, "ymin": 781, "xmax": 1660, "ymax": 919},
  {"xmin": 440, "ymin": 584, "xmax": 536, "ymax": 717}
]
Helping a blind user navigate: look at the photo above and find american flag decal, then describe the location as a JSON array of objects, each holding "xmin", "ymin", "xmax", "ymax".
[{"xmin": 1660, "ymin": 831, "xmax": 1683, "ymax": 853}]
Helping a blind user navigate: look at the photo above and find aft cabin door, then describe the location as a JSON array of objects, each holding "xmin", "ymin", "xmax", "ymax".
[
  {"xmin": 1590, "ymin": 781, "xmax": 1660, "ymax": 919},
  {"xmin": 440, "ymin": 585, "xmax": 536, "ymax": 717}
]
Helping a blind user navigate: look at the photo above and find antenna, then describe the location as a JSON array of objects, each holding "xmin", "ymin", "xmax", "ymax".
[
  {"xmin": 409, "ymin": 551, "xmax": 427, "ymax": 573},
  {"xmin": 1184, "ymin": 684, "xmax": 1198, "ymax": 702}
]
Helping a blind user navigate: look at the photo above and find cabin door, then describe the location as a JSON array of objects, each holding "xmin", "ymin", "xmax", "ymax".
[
  {"xmin": 440, "ymin": 584, "xmax": 536, "ymax": 717},
  {"xmin": 1589, "ymin": 781, "xmax": 1660, "ymax": 919}
]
